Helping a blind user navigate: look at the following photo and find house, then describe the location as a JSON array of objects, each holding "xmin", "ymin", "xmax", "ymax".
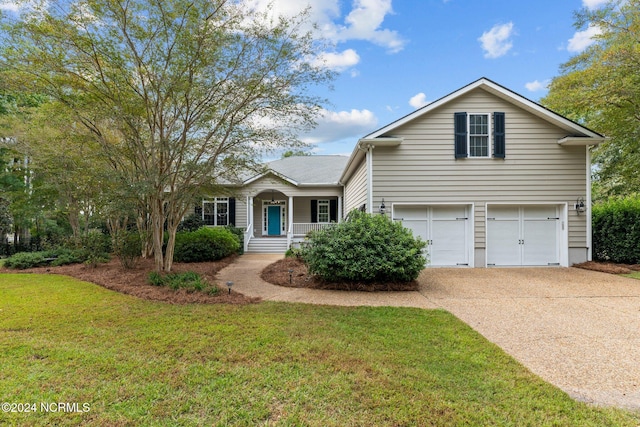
[{"xmin": 201, "ymin": 78, "xmax": 605, "ymax": 266}]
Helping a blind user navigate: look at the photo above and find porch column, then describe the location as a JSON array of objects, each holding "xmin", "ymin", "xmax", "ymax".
[
  {"xmin": 338, "ymin": 196, "xmax": 343, "ymax": 222},
  {"xmin": 288, "ymin": 196, "xmax": 293, "ymax": 232},
  {"xmin": 248, "ymin": 196, "xmax": 254, "ymax": 237}
]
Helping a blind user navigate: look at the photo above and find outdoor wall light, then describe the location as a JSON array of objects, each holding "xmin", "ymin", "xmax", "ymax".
[
  {"xmin": 226, "ymin": 281, "xmax": 234, "ymax": 295},
  {"xmin": 379, "ymin": 198, "xmax": 386, "ymax": 215},
  {"xmin": 575, "ymin": 197, "xmax": 586, "ymax": 214}
]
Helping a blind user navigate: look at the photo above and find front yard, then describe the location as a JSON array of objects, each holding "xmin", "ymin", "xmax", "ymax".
[{"xmin": 0, "ymin": 274, "xmax": 638, "ymax": 426}]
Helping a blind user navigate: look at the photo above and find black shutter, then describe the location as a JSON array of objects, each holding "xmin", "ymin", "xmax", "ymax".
[
  {"xmin": 228, "ymin": 198, "xmax": 236, "ymax": 226},
  {"xmin": 330, "ymin": 199, "xmax": 337, "ymax": 222},
  {"xmin": 493, "ymin": 112, "xmax": 505, "ymax": 159},
  {"xmin": 454, "ymin": 112, "xmax": 468, "ymax": 158},
  {"xmin": 311, "ymin": 200, "xmax": 317, "ymax": 223}
]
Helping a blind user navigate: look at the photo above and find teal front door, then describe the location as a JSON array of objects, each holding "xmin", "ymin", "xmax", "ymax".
[{"xmin": 267, "ymin": 206, "xmax": 281, "ymax": 235}]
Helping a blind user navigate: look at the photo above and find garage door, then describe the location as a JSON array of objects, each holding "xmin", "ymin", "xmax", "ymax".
[
  {"xmin": 395, "ymin": 205, "xmax": 470, "ymax": 267},
  {"xmin": 486, "ymin": 205, "xmax": 560, "ymax": 266}
]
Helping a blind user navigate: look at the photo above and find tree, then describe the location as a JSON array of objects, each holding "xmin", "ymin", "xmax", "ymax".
[
  {"xmin": 1, "ymin": 0, "xmax": 333, "ymax": 271},
  {"xmin": 542, "ymin": 0, "xmax": 640, "ymax": 197}
]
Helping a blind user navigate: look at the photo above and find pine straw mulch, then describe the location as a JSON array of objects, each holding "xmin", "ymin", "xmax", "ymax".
[
  {"xmin": 573, "ymin": 261, "xmax": 640, "ymax": 275},
  {"xmin": 1, "ymin": 255, "xmax": 260, "ymax": 305},
  {"xmin": 260, "ymin": 257, "xmax": 419, "ymax": 292}
]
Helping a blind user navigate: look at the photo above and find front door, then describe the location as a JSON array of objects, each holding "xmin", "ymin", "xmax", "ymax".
[{"xmin": 267, "ymin": 205, "xmax": 281, "ymax": 235}]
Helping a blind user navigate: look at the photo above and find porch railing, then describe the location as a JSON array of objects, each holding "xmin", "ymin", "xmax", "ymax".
[{"xmin": 292, "ymin": 222, "xmax": 335, "ymax": 236}]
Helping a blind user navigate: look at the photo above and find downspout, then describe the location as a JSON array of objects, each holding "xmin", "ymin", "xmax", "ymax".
[
  {"xmin": 586, "ymin": 146, "xmax": 593, "ymax": 261},
  {"xmin": 366, "ymin": 144, "xmax": 374, "ymax": 214}
]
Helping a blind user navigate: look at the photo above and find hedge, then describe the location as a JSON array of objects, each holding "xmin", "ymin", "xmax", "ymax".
[
  {"xmin": 173, "ymin": 227, "xmax": 240, "ymax": 263},
  {"xmin": 592, "ymin": 197, "xmax": 640, "ymax": 264}
]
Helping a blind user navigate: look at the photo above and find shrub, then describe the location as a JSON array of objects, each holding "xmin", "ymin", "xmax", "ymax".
[
  {"xmin": 80, "ymin": 231, "xmax": 111, "ymax": 268},
  {"xmin": 146, "ymin": 271, "xmax": 217, "ymax": 294},
  {"xmin": 4, "ymin": 248, "xmax": 85, "ymax": 269},
  {"xmin": 224, "ymin": 225, "xmax": 245, "ymax": 255},
  {"xmin": 114, "ymin": 230, "xmax": 142, "ymax": 269},
  {"xmin": 173, "ymin": 227, "xmax": 240, "ymax": 263},
  {"xmin": 4, "ymin": 252, "xmax": 47, "ymax": 269},
  {"xmin": 301, "ymin": 210, "xmax": 427, "ymax": 283},
  {"xmin": 178, "ymin": 213, "xmax": 205, "ymax": 232},
  {"xmin": 593, "ymin": 197, "xmax": 640, "ymax": 264}
]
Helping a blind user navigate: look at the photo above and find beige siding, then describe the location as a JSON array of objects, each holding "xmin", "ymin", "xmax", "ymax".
[
  {"xmin": 344, "ymin": 159, "xmax": 367, "ymax": 213},
  {"xmin": 371, "ymin": 88, "xmax": 588, "ymax": 253}
]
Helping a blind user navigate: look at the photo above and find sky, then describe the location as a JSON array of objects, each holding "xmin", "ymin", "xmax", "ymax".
[
  {"xmin": 1, "ymin": 0, "xmax": 608, "ymax": 157},
  {"xmin": 245, "ymin": 0, "xmax": 607, "ymax": 157}
]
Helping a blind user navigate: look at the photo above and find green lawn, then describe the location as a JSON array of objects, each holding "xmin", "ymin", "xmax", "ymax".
[
  {"xmin": 0, "ymin": 274, "xmax": 637, "ymax": 426},
  {"xmin": 623, "ymin": 271, "xmax": 640, "ymax": 280}
]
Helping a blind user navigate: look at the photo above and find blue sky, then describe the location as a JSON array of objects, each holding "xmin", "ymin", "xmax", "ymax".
[
  {"xmin": 246, "ymin": 0, "xmax": 607, "ymax": 156},
  {"xmin": 1, "ymin": 0, "xmax": 607, "ymax": 157}
]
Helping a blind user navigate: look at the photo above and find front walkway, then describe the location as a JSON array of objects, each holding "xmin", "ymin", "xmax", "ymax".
[
  {"xmin": 216, "ymin": 254, "xmax": 640, "ymax": 411},
  {"xmin": 216, "ymin": 254, "xmax": 436, "ymax": 309}
]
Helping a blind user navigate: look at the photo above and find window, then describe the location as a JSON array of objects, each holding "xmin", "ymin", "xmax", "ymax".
[
  {"xmin": 202, "ymin": 198, "xmax": 228, "ymax": 226},
  {"xmin": 454, "ymin": 112, "xmax": 505, "ymax": 159},
  {"xmin": 317, "ymin": 200, "xmax": 330, "ymax": 223},
  {"xmin": 469, "ymin": 114, "xmax": 490, "ymax": 157}
]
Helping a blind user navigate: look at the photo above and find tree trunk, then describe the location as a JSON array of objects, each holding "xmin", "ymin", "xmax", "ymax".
[{"xmin": 150, "ymin": 196, "xmax": 165, "ymax": 272}]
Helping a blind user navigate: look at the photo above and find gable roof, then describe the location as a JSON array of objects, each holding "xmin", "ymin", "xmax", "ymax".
[
  {"xmin": 340, "ymin": 77, "xmax": 606, "ymax": 183},
  {"xmin": 243, "ymin": 155, "xmax": 349, "ymax": 187}
]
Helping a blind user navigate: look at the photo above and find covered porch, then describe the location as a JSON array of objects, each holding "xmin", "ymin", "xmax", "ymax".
[{"xmin": 243, "ymin": 189, "xmax": 342, "ymax": 253}]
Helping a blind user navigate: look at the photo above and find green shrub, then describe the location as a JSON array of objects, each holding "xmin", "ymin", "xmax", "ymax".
[
  {"xmin": 225, "ymin": 225, "xmax": 245, "ymax": 255},
  {"xmin": 4, "ymin": 252, "xmax": 47, "ymax": 269},
  {"xmin": 301, "ymin": 210, "xmax": 427, "ymax": 283},
  {"xmin": 114, "ymin": 230, "xmax": 142, "ymax": 269},
  {"xmin": 173, "ymin": 227, "xmax": 240, "ymax": 263},
  {"xmin": 593, "ymin": 197, "xmax": 640, "ymax": 264},
  {"xmin": 178, "ymin": 213, "xmax": 205, "ymax": 232},
  {"xmin": 81, "ymin": 231, "xmax": 111, "ymax": 268},
  {"xmin": 146, "ymin": 271, "xmax": 216, "ymax": 294},
  {"xmin": 4, "ymin": 248, "xmax": 85, "ymax": 269}
]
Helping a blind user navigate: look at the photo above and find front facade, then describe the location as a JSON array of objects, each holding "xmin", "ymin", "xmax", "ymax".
[{"xmin": 199, "ymin": 78, "xmax": 604, "ymax": 266}]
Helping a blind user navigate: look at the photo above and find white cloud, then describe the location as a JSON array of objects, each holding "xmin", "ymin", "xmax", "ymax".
[
  {"xmin": 525, "ymin": 79, "xmax": 550, "ymax": 92},
  {"xmin": 0, "ymin": 1, "xmax": 20, "ymax": 11},
  {"xmin": 243, "ymin": 0, "xmax": 406, "ymax": 54},
  {"xmin": 309, "ymin": 49, "xmax": 360, "ymax": 72},
  {"xmin": 409, "ymin": 92, "xmax": 429, "ymax": 109},
  {"xmin": 567, "ymin": 24, "xmax": 602, "ymax": 52},
  {"xmin": 478, "ymin": 22, "xmax": 515, "ymax": 59},
  {"xmin": 582, "ymin": 0, "xmax": 608, "ymax": 9},
  {"xmin": 301, "ymin": 108, "xmax": 378, "ymax": 144}
]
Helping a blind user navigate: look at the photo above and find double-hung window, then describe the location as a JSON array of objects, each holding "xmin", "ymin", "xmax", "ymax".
[
  {"xmin": 317, "ymin": 200, "xmax": 330, "ymax": 223},
  {"xmin": 203, "ymin": 197, "xmax": 229, "ymax": 226},
  {"xmin": 454, "ymin": 112, "xmax": 505, "ymax": 159},
  {"xmin": 469, "ymin": 114, "xmax": 490, "ymax": 157}
]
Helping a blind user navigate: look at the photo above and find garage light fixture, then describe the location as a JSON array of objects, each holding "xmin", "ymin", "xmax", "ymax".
[
  {"xmin": 379, "ymin": 199, "xmax": 386, "ymax": 215},
  {"xmin": 575, "ymin": 197, "xmax": 586, "ymax": 214}
]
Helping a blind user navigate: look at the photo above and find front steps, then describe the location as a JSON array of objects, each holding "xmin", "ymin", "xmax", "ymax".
[{"xmin": 246, "ymin": 237, "xmax": 288, "ymax": 254}]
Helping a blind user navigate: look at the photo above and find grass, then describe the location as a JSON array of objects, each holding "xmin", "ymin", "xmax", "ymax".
[
  {"xmin": 0, "ymin": 274, "xmax": 638, "ymax": 426},
  {"xmin": 623, "ymin": 271, "xmax": 640, "ymax": 280}
]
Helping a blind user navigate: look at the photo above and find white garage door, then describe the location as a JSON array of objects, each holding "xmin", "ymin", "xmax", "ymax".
[
  {"xmin": 395, "ymin": 205, "xmax": 470, "ymax": 267},
  {"xmin": 487, "ymin": 205, "xmax": 560, "ymax": 266}
]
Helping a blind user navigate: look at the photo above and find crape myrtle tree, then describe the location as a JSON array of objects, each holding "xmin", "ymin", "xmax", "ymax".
[
  {"xmin": 542, "ymin": 0, "xmax": 640, "ymax": 197},
  {"xmin": 1, "ymin": 0, "xmax": 334, "ymax": 271}
]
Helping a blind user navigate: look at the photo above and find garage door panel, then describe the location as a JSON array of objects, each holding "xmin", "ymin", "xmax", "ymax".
[
  {"xmin": 487, "ymin": 205, "xmax": 561, "ymax": 267},
  {"xmin": 523, "ymin": 219, "xmax": 558, "ymax": 265},
  {"xmin": 487, "ymin": 219, "xmax": 520, "ymax": 266},
  {"xmin": 396, "ymin": 205, "xmax": 470, "ymax": 267},
  {"xmin": 432, "ymin": 218, "xmax": 468, "ymax": 266}
]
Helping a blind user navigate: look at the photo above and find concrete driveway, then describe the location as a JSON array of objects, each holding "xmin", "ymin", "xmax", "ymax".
[{"xmin": 420, "ymin": 267, "xmax": 640, "ymax": 410}]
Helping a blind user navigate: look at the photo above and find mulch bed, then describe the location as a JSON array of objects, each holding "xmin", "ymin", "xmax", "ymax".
[
  {"xmin": 1, "ymin": 255, "xmax": 260, "ymax": 305},
  {"xmin": 260, "ymin": 257, "xmax": 419, "ymax": 292},
  {"xmin": 573, "ymin": 261, "xmax": 640, "ymax": 275}
]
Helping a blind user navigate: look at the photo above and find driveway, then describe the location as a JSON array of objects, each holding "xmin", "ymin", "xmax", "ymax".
[
  {"xmin": 218, "ymin": 255, "xmax": 640, "ymax": 410},
  {"xmin": 420, "ymin": 267, "xmax": 640, "ymax": 410}
]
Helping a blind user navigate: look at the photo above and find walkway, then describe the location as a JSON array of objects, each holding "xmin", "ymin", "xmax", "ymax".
[{"xmin": 216, "ymin": 254, "xmax": 640, "ymax": 411}]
